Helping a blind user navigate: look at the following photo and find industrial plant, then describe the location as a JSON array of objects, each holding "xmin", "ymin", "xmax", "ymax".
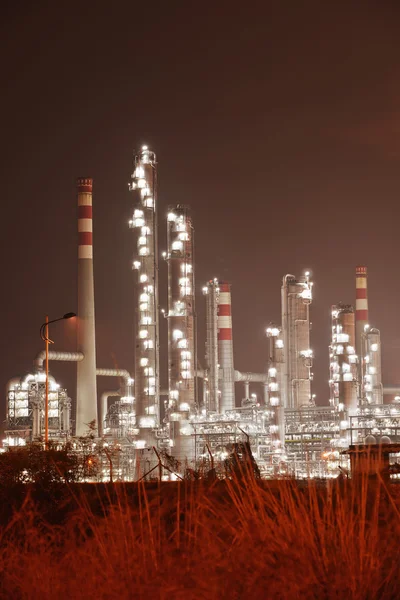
[{"xmin": 4, "ymin": 146, "xmax": 400, "ymax": 480}]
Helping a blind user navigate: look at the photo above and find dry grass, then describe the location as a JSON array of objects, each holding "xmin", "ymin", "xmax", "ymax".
[{"xmin": 0, "ymin": 476, "xmax": 399, "ymax": 599}]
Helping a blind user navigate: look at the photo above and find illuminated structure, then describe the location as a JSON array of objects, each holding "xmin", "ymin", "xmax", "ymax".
[
  {"xmin": 329, "ymin": 303, "xmax": 357, "ymax": 413},
  {"xmin": 4, "ymin": 141, "xmax": 397, "ymax": 481},
  {"xmin": 361, "ymin": 327, "xmax": 383, "ymax": 405},
  {"xmin": 348, "ymin": 403, "xmax": 400, "ymax": 445},
  {"xmin": 76, "ymin": 177, "xmax": 98, "ymax": 436},
  {"xmin": 281, "ymin": 273, "xmax": 313, "ymax": 409},
  {"xmin": 166, "ymin": 205, "xmax": 196, "ymax": 458},
  {"xmin": 266, "ymin": 325, "xmax": 285, "ymax": 448},
  {"xmin": 129, "ymin": 147, "xmax": 160, "ymax": 446},
  {"xmin": 5, "ymin": 373, "xmax": 71, "ymax": 446},
  {"xmin": 204, "ymin": 279, "xmax": 220, "ymax": 413}
]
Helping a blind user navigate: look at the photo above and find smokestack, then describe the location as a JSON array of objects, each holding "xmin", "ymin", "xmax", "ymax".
[
  {"xmin": 217, "ymin": 282, "xmax": 235, "ymax": 412},
  {"xmin": 76, "ymin": 178, "xmax": 98, "ymax": 436},
  {"xmin": 355, "ymin": 266, "xmax": 368, "ymax": 380}
]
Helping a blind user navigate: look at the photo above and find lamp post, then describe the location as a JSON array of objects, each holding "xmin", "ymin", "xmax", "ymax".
[{"xmin": 40, "ymin": 312, "xmax": 76, "ymax": 447}]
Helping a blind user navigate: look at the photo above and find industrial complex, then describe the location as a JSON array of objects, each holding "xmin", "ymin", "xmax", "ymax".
[{"xmin": 4, "ymin": 146, "xmax": 400, "ymax": 479}]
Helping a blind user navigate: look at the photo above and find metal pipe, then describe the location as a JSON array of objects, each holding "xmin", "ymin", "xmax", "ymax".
[
  {"xmin": 96, "ymin": 368, "xmax": 133, "ymax": 393},
  {"xmin": 383, "ymin": 387, "xmax": 400, "ymax": 396},
  {"xmin": 34, "ymin": 351, "xmax": 84, "ymax": 370},
  {"xmin": 234, "ymin": 370, "xmax": 267, "ymax": 382},
  {"xmin": 96, "ymin": 369, "xmax": 133, "ymax": 437},
  {"xmin": 101, "ymin": 390, "xmax": 121, "ymax": 430}
]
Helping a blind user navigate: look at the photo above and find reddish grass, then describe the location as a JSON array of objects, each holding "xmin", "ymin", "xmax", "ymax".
[{"xmin": 0, "ymin": 476, "xmax": 399, "ymax": 599}]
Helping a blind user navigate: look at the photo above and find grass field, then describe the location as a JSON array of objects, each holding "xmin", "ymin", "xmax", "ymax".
[{"xmin": 0, "ymin": 475, "xmax": 399, "ymax": 599}]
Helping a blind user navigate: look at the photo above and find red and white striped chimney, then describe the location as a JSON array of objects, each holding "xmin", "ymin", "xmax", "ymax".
[
  {"xmin": 217, "ymin": 282, "xmax": 235, "ymax": 412},
  {"xmin": 355, "ymin": 266, "xmax": 368, "ymax": 380},
  {"xmin": 76, "ymin": 178, "xmax": 98, "ymax": 436}
]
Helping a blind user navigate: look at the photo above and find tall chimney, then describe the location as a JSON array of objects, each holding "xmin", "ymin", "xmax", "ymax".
[
  {"xmin": 217, "ymin": 282, "xmax": 235, "ymax": 412},
  {"xmin": 76, "ymin": 178, "xmax": 98, "ymax": 436},
  {"xmin": 355, "ymin": 266, "xmax": 368, "ymax": 382}
]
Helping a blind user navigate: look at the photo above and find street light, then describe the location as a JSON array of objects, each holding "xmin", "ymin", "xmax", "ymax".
[{"xmin": 40, "ymin": 312, "xmax": 76, "ymax": 447}]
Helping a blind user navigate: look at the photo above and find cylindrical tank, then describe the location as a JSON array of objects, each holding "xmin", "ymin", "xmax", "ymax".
[{"xmin": 76, "ymin": 177, "xmax": 98, "ymax": 436}]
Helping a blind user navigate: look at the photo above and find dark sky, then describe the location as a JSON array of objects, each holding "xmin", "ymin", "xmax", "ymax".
[{"xmin": 1, "ymin": 0, "xmax": 400, "ymax": 426}]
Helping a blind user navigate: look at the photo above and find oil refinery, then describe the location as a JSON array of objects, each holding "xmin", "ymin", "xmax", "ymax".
[{"xmin": 4, "ymin": 145, "xmax": 400, "ymax": 480}]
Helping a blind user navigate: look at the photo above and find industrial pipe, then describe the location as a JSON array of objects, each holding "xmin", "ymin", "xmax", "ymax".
[
  {"xmin": 96, "ymin": 368, "xmax": 133, "ymax": 396},
  {"xmin": 383, "ymin": 387, "xmax": 400, "ymax": 396},
  {"xmin": 34, "ymin": 351, "xmax": 84, "ymax": 370},
  {"xmin": 101, "ymin": 390, "xmax": 122, "ymax": 434},
  {"xmin": 234, "ymin": 370, "xmax": 267, "ymax": 383}
]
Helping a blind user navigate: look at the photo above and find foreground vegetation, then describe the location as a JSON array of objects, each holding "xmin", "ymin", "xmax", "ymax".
[{"xmin": 0, "ymin": 464, "xmax": 399, "ymax": 599}]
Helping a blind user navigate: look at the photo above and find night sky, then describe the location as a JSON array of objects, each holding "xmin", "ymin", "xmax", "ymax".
[{"xmin": 2, "ymin": 1, "xmax": 400, "ymax": 427}]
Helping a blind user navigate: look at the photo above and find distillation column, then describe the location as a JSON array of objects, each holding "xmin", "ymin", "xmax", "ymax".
[
  {"xmin": 166, "ymin": 205, "xmax": 196, "ymax": 459},
  {"xmin": 76, "ymin": 178, "xmax": 98, "ymax": 436},
  {"xmin": 129, "ymin": 147, "xmax": 159, "ymax": 446},
  {"xmin": 266, "ymin": 325, "xmax": 285, "ymax": 448},
  {"xmin": 281, "ymin": 273, "xmax": 313, "ymax": 409},
  {"xmin": 329, "ymin": 304, "xmax": 357, "ymax": 413},
  {"xmin": 203, "ymin": 280, "xmax": 219, "ymax": 412},
  {"xmin": 217, "ymin": 282, "xmax": 235, "ymax": 412},
  {"xmin": 362, "ymin": 328, "xmax": 383, "ymax": 405}
]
